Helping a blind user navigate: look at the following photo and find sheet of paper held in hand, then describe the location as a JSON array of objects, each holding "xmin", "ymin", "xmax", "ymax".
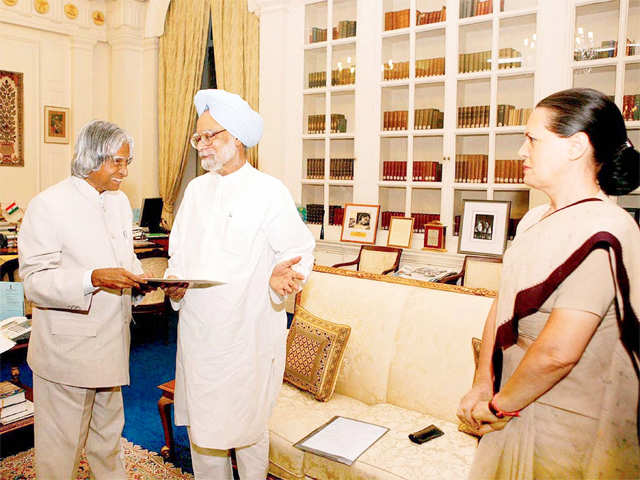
[
  {"xmin": 143, "ymin": 278, "xmax": 225, "ymax": 289},
  {"xmin": 294, "ymin": 416, "xmax": 389, "ymax": 466}
]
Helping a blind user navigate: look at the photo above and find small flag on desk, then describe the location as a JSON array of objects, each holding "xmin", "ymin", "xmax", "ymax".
[{"xmin": 4, "ymin": 203, "xmax": 18, "ymax": 216}]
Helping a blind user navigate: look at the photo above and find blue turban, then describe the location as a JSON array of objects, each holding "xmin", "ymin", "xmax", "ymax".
[{"xmin": 194, "ymin": 89, "xmax": 263, "ymax": 148}]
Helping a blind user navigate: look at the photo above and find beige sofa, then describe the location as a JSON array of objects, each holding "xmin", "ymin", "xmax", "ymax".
[{"xmin": 269, "ymin": 266, "xmax": 495, "ymax": 480}]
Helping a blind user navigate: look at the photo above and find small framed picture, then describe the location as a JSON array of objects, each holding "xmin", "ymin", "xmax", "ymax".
[
  {"xmin": 44, "ymin": 106, "xmax": 70, "ymax": 144},
  {"xmin": 423, "ymin": 221, "xmax": 446, "ymax": 251},
  {"xmin": 340, "ymin": 203, "xmax": 380, "ymax": 245},
  {"xmin": 458, "ymin": 200, "xmax": 511, "ymax": 257},
  {"xmin": 387, "ymin": 216, "xmax": 414, "ymax": 248}
]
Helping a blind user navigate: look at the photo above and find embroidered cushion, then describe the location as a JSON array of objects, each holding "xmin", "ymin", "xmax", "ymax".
[{"xmin": 284, "ymin": 305, "xmax": 351, "ymax": 402}]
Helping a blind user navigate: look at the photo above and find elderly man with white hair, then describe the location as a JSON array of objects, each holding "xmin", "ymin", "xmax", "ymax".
[
  {"xmin": 18, "ymin": 120, "xmax": 150, "ymax": 479},
  {"xmin": 164, "ymin": 89, "xmax": 315, "ymax": 479}
]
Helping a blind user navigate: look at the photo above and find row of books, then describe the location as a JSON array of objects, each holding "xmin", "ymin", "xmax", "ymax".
[
  {"xmin": 383, "ymin": 110, "xmax": 409, "ymax": 131},
  {"xmin": 308, "ymin": 68, "xmax": 356, "ymax": 88},
  {"xmin": 497, "ymin": 105, "xmax": 532, "ymax": 127},
  {"xmin": 383, "ymin": 57, "xmax": 446, "ymax": 80},
  {"xmin": 416, "ymin": 58, "xmax": 445, "ymax": 77},
  {"xmin": 309, "ymin": 20, "xmax": 357, "ymax": 44},
  {"xmin": 459, "ymin": 0, "xmax": 504, "ymax": 18},
  {"xmin": 459, "ymin": 48, "xmax": 523, "ymax": 73},
  {"xmin": 332, "ymin": 68, "xmax": 356, "ymax": 86},
  {"xmin": 384, "ymin": 7, "xmax": 447, "ymax": 31},
  {"xmin": 0, "ymin": 222, "xmax": 17, "ymax": 248},
  {"xmin": 307, "ymin": 114, "xmax": 347, "ymax": 134},
  {"xmin": 380, "ymin": 211, "xmax": 441, "ymax": 232},
  {"xmin": 305, "ymin": 204, "xmax": 325, "ymax": 224},
  {"xmin": 306, "ymin": 158, "xmax": 355, "ymax": 180},
  {"xmin": 622, "ymin": 94, "xmax": 640, "ymax": 121},
  {"xmin": 329, "ymin": 205, "xmax": 344, "ymax": 225},
  {"xmin": 417, "ymin": 7, "xmax": 447, "ymax": 26},
  {"xmin": 415, "ymin": 108, "xmax": 444, "ymax": 130},
  {"xmin": 626, "ymin": 39, "xmax": 639, "ymax": 56},
  {"xmin": 382, "ymin": 161, "xmax": 443, "ymax": 182},
  {"xmin": 495, "ymin": 159, "xmax": 525, "ymax": 183},
  {"xmin": 573, "ymin": 40, "xmax": 617, "ymax": 60},
  {"xmin": 457, "ymin": 105, "xmax": 490, "ymax": 128},
  {"xmin": 455, "ymin": 154, "xmax": 488, "ymax": 183},
  {"xmin": 0, "ymin": 381, "xmax": 33, "ymax": 425}
]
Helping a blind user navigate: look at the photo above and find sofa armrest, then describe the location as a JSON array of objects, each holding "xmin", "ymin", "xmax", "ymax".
[{"xmin": 438, "ymin": 272, "xmax": 463, "ymax": 285}]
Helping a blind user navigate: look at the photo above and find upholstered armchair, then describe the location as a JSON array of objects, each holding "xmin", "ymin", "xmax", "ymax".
[
  {"xmin": 332, "ymin": 245, "xmax": 402, "ymax": 275},
  {"xmin": 439, "ymin": 255, "xmax": 502, "ymax": 291}
]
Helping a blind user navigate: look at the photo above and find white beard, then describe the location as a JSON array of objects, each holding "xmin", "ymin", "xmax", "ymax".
[{"xmin": 199, "ymin": 141, "xmax": 237, "ymax": 172}]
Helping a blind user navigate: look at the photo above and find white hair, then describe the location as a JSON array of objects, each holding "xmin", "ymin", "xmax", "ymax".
[{"xmin": 71, "ymin": 120, "xmax": 134, "ymax": 178}]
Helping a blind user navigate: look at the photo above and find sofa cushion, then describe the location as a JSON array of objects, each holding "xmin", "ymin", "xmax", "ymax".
[
  {"xmin": 386, "ymin": 288, "xmax": 491, "ymax": 423},
  {"xmin": 284, "ymin": 305, "xmax": 351, "ymax": 401},
  {"xmin": 298, "ymin": 271, "xmax": 408, "ymax": 405},
  {"xmin": 269, "ymin": 384, "xmax": 478, "ymax": 480}
]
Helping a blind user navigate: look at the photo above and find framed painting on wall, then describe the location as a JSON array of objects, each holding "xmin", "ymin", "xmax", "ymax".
[
  {"xmin": 44, "ymin": 106, "xmax": 70, "ymax": 144},
  {"xmin": 0, "ymin": 70, "xmax": 24, "ymax": 167}
]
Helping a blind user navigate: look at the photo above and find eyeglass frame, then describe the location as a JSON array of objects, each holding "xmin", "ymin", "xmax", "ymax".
[
  {"xmin": 190, "ymin": 129, "xmax": 227, "ymax": 149},
  {"xmin": 105, "ymin": 155, "xmax": 134, "ymax": 169}
]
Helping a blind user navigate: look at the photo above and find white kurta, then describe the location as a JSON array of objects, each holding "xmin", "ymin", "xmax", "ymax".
[{"xmin": 166, "ymin": 163, "xmax": 315, "ymax": 449}]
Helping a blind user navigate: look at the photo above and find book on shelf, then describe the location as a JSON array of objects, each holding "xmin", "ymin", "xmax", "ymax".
[
  {"xmin": 307, "ymin": 114, "xmax": 348, "ymax": 134},
  {"xmin": 329, "ymin": 158, "xmax": 354, "ymax": 180},
  {"xmin": 381, "ymin": 161, "xmax": 407, "ymax": 181},
  {"xmin": 305, "ymin": 204, "xmax": 325, "ymax": 224},
  {"xmin": 412, "ymin": 161, "xmax": 442, "ymax": 182},
  {"xmin": 333, "ymin": 20, "xmax": 356, "ymax": 39},
  {"xmin": 379, "ymin": 211, "xmax": 404, "ymax": 230},
  {"xmin": 415, "ymin": 57, "xmax": 445, "ymax": 78},
  {"xmin": 384, "ymin": 8, "xmax": 410, "ymax": 31},
  {"xmin": 495, "ymin": 159, "xmax": 525, "ymax": 183},
  {"xmin": 626, "ymin": 38, "xmax": 638, "ymax": 56},
  {"xmin": 1, "ymin": 399, "xmax": 33, "ymax": 425},
  {"xmin": 308, "ymin": 71, "xmax": 327, "ymax": 89},
  {"xmin": 498, "ymin": 48, "xmax": 523, "ymax": 69},
  {"xmin": 306, "ymin": 158, "xmax": 325, "ymax": 179},
  {"xmin": 456, "ymin": 105, "xmax": 490, "ymax": 128},
  {"xmin": 331, "ymin": 68, "xmax": 356, "ymax": 86},
  {"xmin": 455, "ymin": 154, "xmax": 488, "ymax": 183},
  {"xmin": 410, "ymin": 213, "xmax": 440, "ymax": 233},
  {"xmin": 416, "ymin": 6, "xmax": 446, "ymax": 26},
  {"xmin": 0, "ymin": 381, "xmax": 26, "ymax": 409},
  {"xmin": 414, "ymin": 108, "xmax": 444, "ymax": 129},
  {"xmin": 329, "ymin": 205, "xmax": 345, "ymax": 225},
  {"xmin": 459, "ymin": 0, "xmax": 505, "ymax": 18},
  {"xmin": 383, "ymin": 61, "xmax": 409, "ymax": 80},
  {"xmin": 309, "ymin": 27, "xmax": 327, "ymax": 43},
  {"xmin": 496, "ymin": 105, "xmax": 532, "ymax": 127},
  {"xmin": 622, "ymin": 94, "xmax": 640, "ymax": 121},
  {"xmin": 382, "ymin": 110, "xmax": 408, "ymax": 131}
]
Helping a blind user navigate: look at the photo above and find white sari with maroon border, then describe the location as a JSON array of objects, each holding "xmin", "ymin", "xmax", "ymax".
[{"xmin": 469, "ymin": 195, "xmax": 640, "ymax": 480}]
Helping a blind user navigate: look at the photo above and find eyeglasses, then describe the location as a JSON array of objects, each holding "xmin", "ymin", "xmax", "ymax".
[
  {"xmin": 106, "ymin": 155, "xmax": 133, "ymax": 169},
  {"xmin": 190, "ymin": 129, "xmax": 227, "ymax": 149}
]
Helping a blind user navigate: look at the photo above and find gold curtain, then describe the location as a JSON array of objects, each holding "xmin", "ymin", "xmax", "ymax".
[
  {"xmin": 210, "ymin": 0, "xmax": 261, "ymax": 168},
  {"xmin": 158, "ymin": 0, "xmax": 209, "ymax": 228}
]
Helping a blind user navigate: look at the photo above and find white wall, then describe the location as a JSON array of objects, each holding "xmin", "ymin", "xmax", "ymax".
[{"xmin": 0, "ymin": 0, "xmax": 159, "ymax": 212}]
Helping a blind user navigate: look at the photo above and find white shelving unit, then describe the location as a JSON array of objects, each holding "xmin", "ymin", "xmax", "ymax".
[{"xmin": 258, "ymin": 0, "xmax": 635, "ymax": 264}]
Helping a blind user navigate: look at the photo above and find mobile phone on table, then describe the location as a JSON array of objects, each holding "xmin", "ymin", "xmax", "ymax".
[{"xmin": 408, "ymin": 424, "xmax": 444, "ymax": 444}]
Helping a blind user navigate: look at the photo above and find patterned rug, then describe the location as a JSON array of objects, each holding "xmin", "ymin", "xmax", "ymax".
[{"xmin": 0, "ymin": 438, "xmax": 193, "ymax": 480}]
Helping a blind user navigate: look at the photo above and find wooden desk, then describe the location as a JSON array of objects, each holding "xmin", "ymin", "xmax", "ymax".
[{"xmin": 157, "ymin": 379, "xmax": 175, "ymax": 459}]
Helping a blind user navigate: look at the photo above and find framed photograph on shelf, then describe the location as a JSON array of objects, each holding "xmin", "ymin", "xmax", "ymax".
[
  {"xmin": 44, "ymin": 106, "xmax": 70, "ymax": 144},
  {"xmin": 422, "ymin": 221, "xmax": 446, "ymax": 252},
  {"xmin": 458, "ymin": 200, "xmax": 511, "ymax": 257},
  {"xmin": 340, "ymin": 203, "xmax": 380, "ymax": 245},
  {"xmin": 387, "ymin": 216, "xmax": 414, "ymax": 248}
]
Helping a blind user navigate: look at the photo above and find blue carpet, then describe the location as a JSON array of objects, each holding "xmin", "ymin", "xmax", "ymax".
[{"xmin": 1, "ymin": 311, "xmax": 294, "ymax": 476}]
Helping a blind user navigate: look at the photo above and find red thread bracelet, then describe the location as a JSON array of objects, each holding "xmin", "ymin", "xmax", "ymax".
[{"xmin": 488, "ymin": 396, "xmax": 520, "ymax": 418}]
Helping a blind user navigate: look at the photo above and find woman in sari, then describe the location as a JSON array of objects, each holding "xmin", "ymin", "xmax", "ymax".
[{"xmin": 457, "ymin": 88, "xmax": 640, "ymax": 479}]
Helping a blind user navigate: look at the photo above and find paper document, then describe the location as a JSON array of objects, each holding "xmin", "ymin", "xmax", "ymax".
[
  {"xmin": 0, "ymin": 335, "xmax": 16, "ymax": 354},
  {"xmin": 144, "ymin": 278, "xmax": 225, "ymax": 289},
  {"xmin": 294, "ymin": 416, "xmax": 389, "ymax": 466},
  {"xmin": 0, "ymin": 282, "xmax": 24, "ymax": 321}
]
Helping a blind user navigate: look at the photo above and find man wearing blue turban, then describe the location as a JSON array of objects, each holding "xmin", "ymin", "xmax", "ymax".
[{"xmin": 164, "ymin": 89, "xmax": 315, "ymax": 479}]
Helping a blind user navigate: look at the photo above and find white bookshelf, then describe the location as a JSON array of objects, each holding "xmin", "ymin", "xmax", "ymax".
[{"xmin": 258, "ymin": 0, "xmax": 634, "ymax": 261}]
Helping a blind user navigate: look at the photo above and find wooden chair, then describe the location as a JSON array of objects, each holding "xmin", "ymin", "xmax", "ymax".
[
  {"xmin": 0, "ymin": 258, "xmax": 32, "ymax": 317},
  {"xmin": 439, "ymin": 255, "xmax": 503, "ymax": 291},
  {"xmin": 332, "ymin": 245, "xmax": 402, "ymax": 275},
  {"xmin": 133, "ymin": 249, "xmax": 170, "ymax": 343}
]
